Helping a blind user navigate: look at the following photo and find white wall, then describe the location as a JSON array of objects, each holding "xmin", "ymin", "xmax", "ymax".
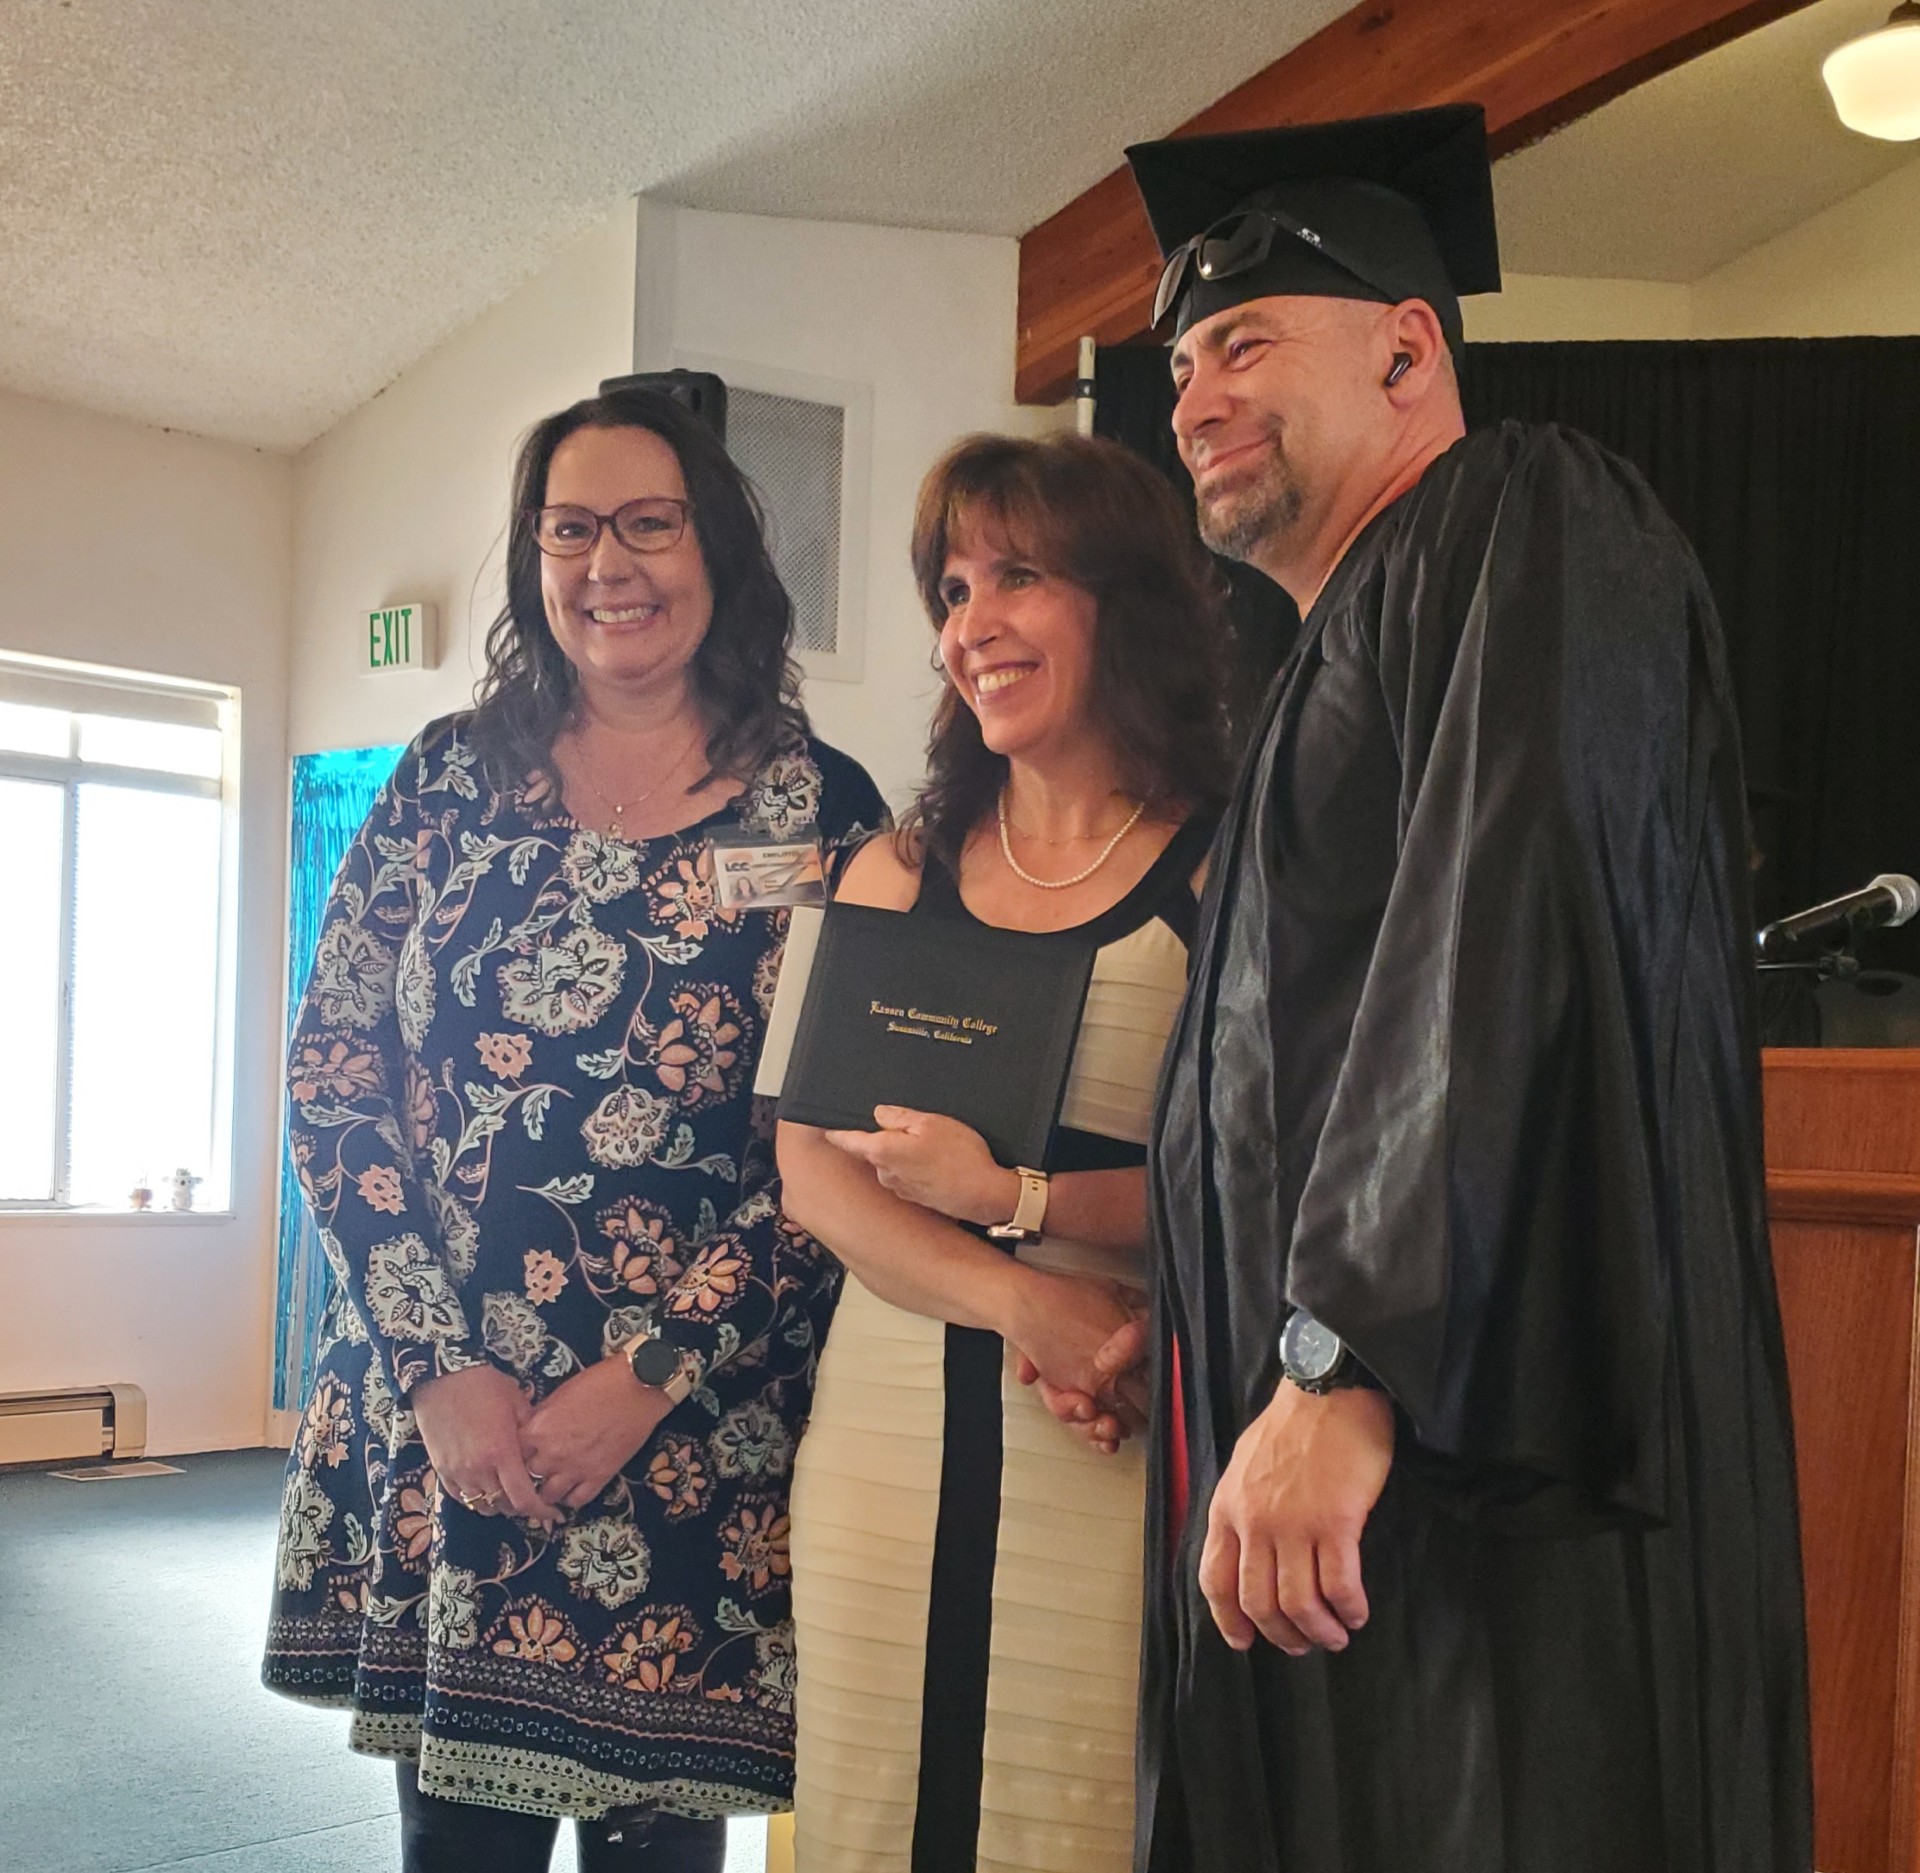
[
  {"xmin": 1692, "ymin": 155, "xmax": 1920, "ymax": 338},
  {"xmin": 290, "ymin": 208, "xmax": 638, "ymax": 754},
  {"xmin": 662, "ymin": 206, "xmax": 1038, "ymax": 809},
  {"xmin": 1464, "ymin": 272, "xmax": 1694, "ymax": 343},
  {"xmin": 1465, "ymin": 155, "xmax": 1920, "ymax": 345},
  {"xmin": 289, "ymin": 197, "xmax": 1038, "ymax": 808},
  {"xmin": 0, "ymin": 388, "xmax": 292, "ymax": 1455}
]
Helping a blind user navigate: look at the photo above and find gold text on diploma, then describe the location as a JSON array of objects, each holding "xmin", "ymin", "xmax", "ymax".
[{"xmin": 869, "ymin": 998, "xmax": 1001, "ymax": 1043}]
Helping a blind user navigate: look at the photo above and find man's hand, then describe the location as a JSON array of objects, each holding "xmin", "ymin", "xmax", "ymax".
[
  {"xmin": 1199, "ymin": 1382, "xmax": 1394, "ymax": 1656},
  {"xmin": 411, "ymin": 1364, "xmax": 553, "ymax": 1526},
  {"xmin": 823, "ymin": 1107, "xmax": 1016, "ymax": 1226},
  {"xmin": 522, "ymin": 1357, "xmax": 676, "ymax": 1514}
]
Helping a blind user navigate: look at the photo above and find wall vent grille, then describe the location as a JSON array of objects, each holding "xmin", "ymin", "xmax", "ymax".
[
  {"xmin": 728, "ymin": 387, "xmax": 847, "ymax": 658},
  {"xmin": 673, "ymin": 353, "xmax": 871, "ymax": 683}
]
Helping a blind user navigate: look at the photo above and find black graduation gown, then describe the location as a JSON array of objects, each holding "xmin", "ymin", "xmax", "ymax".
[{"xmin": 1143, "ymin": 422, "xmax": 1811, "ymax": 1873}]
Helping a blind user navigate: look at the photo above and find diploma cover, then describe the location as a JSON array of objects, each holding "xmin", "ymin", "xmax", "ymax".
[{"xmin": 769, "ymin": 903, "xmax": 1095, "ymax": 1169}]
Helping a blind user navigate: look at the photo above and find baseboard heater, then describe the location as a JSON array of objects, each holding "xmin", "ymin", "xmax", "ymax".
[{"xmin": 0, "ymin": 1385, "xmax": 148, "ymax": 1466}]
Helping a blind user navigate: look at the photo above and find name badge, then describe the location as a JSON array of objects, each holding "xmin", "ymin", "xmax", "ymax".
[{"xmin": 709, "ymin": 825, "xmax": 827, "ymax": 911}]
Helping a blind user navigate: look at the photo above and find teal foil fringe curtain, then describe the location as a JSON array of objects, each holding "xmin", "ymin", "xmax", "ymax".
[{"xmin": 273, "ymin": 743, "xmax": 406, "ymax": 1415}]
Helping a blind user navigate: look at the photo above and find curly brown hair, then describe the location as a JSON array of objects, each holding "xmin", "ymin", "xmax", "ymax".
[
  {"xmin": 468, "ymin": 386, "xmax": 807, "ymax": 796},
  {"xmin": 898, "ymin": 431, "xmax": 1232, "ymax": 868}
]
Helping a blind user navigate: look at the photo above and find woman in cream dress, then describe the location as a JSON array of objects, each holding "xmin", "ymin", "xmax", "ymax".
[{"xmin": 777, "ymin": 433, "xmax": 1231, "ymax": 1873}]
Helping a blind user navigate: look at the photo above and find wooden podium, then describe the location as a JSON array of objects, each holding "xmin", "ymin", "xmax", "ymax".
[{"xmin": 1766, "ymin": 1049, "xmax": 1920, "ymax": 1873}]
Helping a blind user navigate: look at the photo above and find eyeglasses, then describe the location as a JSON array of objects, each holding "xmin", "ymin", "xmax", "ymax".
[
  {"xmin": 1152, "ymin": 206, "xmax": 1402, "ymax": 329},
  {"xmin": 530, "ymin": 497, "xmax": 692, "ymax": 557}
]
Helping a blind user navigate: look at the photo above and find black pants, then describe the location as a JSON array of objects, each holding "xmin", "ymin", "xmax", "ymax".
[{"xmin": 396, "ymin": 1765, "xmax": 730, "ymax": 1873}]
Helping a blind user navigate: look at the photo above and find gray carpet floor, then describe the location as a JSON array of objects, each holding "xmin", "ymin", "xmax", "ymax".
[{"xmin": 0, "ymin": 1448, "xmax": 767, "ymax": 1873}]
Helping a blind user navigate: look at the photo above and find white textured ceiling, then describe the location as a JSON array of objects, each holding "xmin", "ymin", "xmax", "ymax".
[
  {"xmin": 0, "ymin": 0, "xmax": 1352, "ymax": 451},
  {"xmin": 9, "ymin": 0, "xmax": 1916, "ymax": 450},
  {"xmin": 1494, "ymin": 0, "xmax": 1920, "ymax": 281}
]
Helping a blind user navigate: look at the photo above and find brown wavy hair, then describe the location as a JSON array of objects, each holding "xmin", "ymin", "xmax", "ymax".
[
  {"xmin": 898, "ymin": 431, "xmax": 1232, "ymax": 868},
  {"xmin": 468, "ymin": 386, "xmax": 806, "ymax": 795}
]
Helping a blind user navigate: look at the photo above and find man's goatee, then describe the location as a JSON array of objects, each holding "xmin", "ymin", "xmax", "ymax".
[{"xmin": 1197, "ymin": 480, "xmax": 1304, "ymax": 564}]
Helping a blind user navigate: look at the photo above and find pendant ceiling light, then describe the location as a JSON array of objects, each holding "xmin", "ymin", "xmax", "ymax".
[{"xmin": 1823, "ymin": 2, "xmax": 1920, "ymax": 140}]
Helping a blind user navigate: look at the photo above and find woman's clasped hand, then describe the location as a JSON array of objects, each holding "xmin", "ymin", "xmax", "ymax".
[
  {"xmin": 824, "ymin": 1105, "xmax": 1152, "ymax": 1450},
  {"xmin": 1016, "ymin": 1308, "xmax": 1153, "ymax": 1451},
  {"xmin": 409, "ymin": 1356, "xmax": 678, "ymax": 1525},
  {"xmin": 818, "ymin": 1090, "xmax": 1162, "ymax": 1450},
  {"xmin": 405, "ymin": 1364, "xmax": 546, "ymax": 1522}
]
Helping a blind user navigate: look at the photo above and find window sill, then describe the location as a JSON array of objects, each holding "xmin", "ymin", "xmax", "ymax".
[{"xmin": 0, "ymin": 1208, "xmax": 238, "ymax": 1224}]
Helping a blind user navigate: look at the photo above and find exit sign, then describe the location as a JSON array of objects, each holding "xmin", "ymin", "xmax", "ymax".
[{"xmin": 366, "ymin": 603, "xmax": 436, "ymax": 672}]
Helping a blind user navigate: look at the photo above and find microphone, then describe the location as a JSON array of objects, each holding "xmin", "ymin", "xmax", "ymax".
[{"xmin": 1756, "ymin": 874, "xmax": 1920, "ymax": 962}]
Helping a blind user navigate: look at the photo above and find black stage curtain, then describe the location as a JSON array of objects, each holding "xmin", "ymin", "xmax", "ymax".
[{"xmin": 1095, "ymin": 336, "xmax": 1920, "ymax": 966}]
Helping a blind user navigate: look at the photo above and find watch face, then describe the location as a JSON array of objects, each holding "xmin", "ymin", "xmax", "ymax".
[
  {"xmin": 1282, "ymin": 1312, "xmax": 1345, "ymax": 1384},
  {"xmin": 629, "ymin": 1336, "xmax": 683, "ymax": 1388}
]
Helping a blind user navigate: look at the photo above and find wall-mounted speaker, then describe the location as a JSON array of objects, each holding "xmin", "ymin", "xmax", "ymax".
[{"xmin": 598, "ymin": 369, "xmax": 729, "ymax": 443}]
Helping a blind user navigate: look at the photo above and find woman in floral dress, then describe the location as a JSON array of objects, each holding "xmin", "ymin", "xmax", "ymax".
[{"xmin": 263, "ymin": 385, "xmax": 884, "ymax": 1871}]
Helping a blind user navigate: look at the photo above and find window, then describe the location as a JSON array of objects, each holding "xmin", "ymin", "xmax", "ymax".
[{"xmin": 0, "ymin": 655, "xmax": 237, "ymax": 1211}]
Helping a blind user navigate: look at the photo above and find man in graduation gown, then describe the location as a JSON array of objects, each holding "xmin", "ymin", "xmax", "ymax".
[{"xmin": 1111, "ymin": 104, "xmax": 1811, "ymax": 1872}]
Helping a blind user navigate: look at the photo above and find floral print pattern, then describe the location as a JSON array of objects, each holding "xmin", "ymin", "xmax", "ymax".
[
  {"xmin": 363, "ymin": 1233, "xmax": 469, "ymax": 1344},
  {"xmin": 307, "ymin": 921, "xmax": 395, "ymax": 1030},
  {"xmin": 654, "ymin": 986, "xmax": 746, "ymax": 1108},
  {"xmin": 559, "ymin": 1517, "xmax": 654, "ymax": 1609},
  {"xmin": 601, "ymin": 1611, "xmax": 699, "ymax": 1692},
  {"xmin": 263, "ymin": 714, "xmax": 885, "ymax": 1821},
  {"xmin": 646, "ymin": 1435, "xmax": 712, "ymax": 1522},
  {"xmin": 580, "ymin": 1083, "xmax": 674, "ymax": 1168},
  {"xmin": 490, "ymin": 1602, "xmax": 582, "ymax": 1667},
  {"xmin": 716, "ymin": 1499, "xmax": 791, "ymax": 1598},
  {"xmin": 740, "ymin": 753, "xmax": 823, "ymax": 839},
  {"xmin": 292, "ymin": 1039, "xmax": 383, "ymax": 1104},
  {"xmin": 498, "ymin": 920, "xmax": 628, "ymax": 1035},
  {"xmin": 298, "ymin": 1375, "xmax": 355, "ymax": 1471}
]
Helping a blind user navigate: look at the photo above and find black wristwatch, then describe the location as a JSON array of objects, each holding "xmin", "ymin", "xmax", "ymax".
[
  {"xmin": 624, "ymin": 1330, "xmax": 696, "ymax": 1404},
  {"xmin": 1278, "ymin": 1309, "xmax": 1357, "ymax": 1394}
]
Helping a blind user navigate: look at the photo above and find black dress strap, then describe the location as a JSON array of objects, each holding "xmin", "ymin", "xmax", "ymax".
[
  {"xmin": 1146, "ymin": 814, "xmax": 1215, "ymax": 953},
  {"xmin": 906, "ymin": 845, "xmax": 968, "ymax": 919}
]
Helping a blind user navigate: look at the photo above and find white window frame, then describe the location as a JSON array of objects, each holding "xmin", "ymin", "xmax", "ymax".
[
  {"xmin": 0, "ymin": 652, "xmax": 239, "ymax": 1213},
  {"xmin": 673, "ymin": 350, "xmax": 874, "ymax": 684}
]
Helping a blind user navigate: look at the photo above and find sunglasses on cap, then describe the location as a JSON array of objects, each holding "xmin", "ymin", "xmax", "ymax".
[{"xmin": 1151, "ymin": 204, "xmax": 1406, "ymax": 330}]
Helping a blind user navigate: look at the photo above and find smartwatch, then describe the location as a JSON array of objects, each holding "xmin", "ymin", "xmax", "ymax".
[
  {"xmin": 1278, "ymin": 1309, "xmax": 1357, "ymax": 1394},
  {"xmin": 987, "ymin": 1166, "xmax": 1050, "ymax": 1243},
  {"xmin": 625, "ymin": 1331, "xmax": 696, "ymax": 1405}
]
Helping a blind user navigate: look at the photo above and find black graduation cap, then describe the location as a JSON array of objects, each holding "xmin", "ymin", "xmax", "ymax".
[{"xmin": 1125, "ymin": 104, "xmax": 1502, "ymax": 348}]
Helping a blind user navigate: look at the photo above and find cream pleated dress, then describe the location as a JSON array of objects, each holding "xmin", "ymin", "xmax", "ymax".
[{"xmin": 788, "ymin": 818, "xmax": 1210, "ymax": 1873}]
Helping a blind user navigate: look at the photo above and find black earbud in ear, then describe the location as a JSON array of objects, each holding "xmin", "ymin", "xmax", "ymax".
[{"xmin": 1384, "ymin": 352, "xmax": 1413, "ymax": 387}]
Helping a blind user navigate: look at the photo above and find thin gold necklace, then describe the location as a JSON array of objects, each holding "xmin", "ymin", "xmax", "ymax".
[
  {"xmin": 997, "ymin": 790, "xmax": 1145, "ymax": 890},
  {"xmin": 574, "ymin": 722, "xmax": 706, "ymax": 839}
]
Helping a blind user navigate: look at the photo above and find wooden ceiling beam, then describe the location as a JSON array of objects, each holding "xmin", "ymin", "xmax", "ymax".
[{"xmin": 1015, "ymin": 0, "xmax": 1819, "ymax": 403}]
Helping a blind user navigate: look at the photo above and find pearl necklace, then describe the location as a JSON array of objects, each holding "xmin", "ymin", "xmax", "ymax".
[{"xmin": 996, "ymin": 790, "xmax": 1145, "ymax": 891}]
